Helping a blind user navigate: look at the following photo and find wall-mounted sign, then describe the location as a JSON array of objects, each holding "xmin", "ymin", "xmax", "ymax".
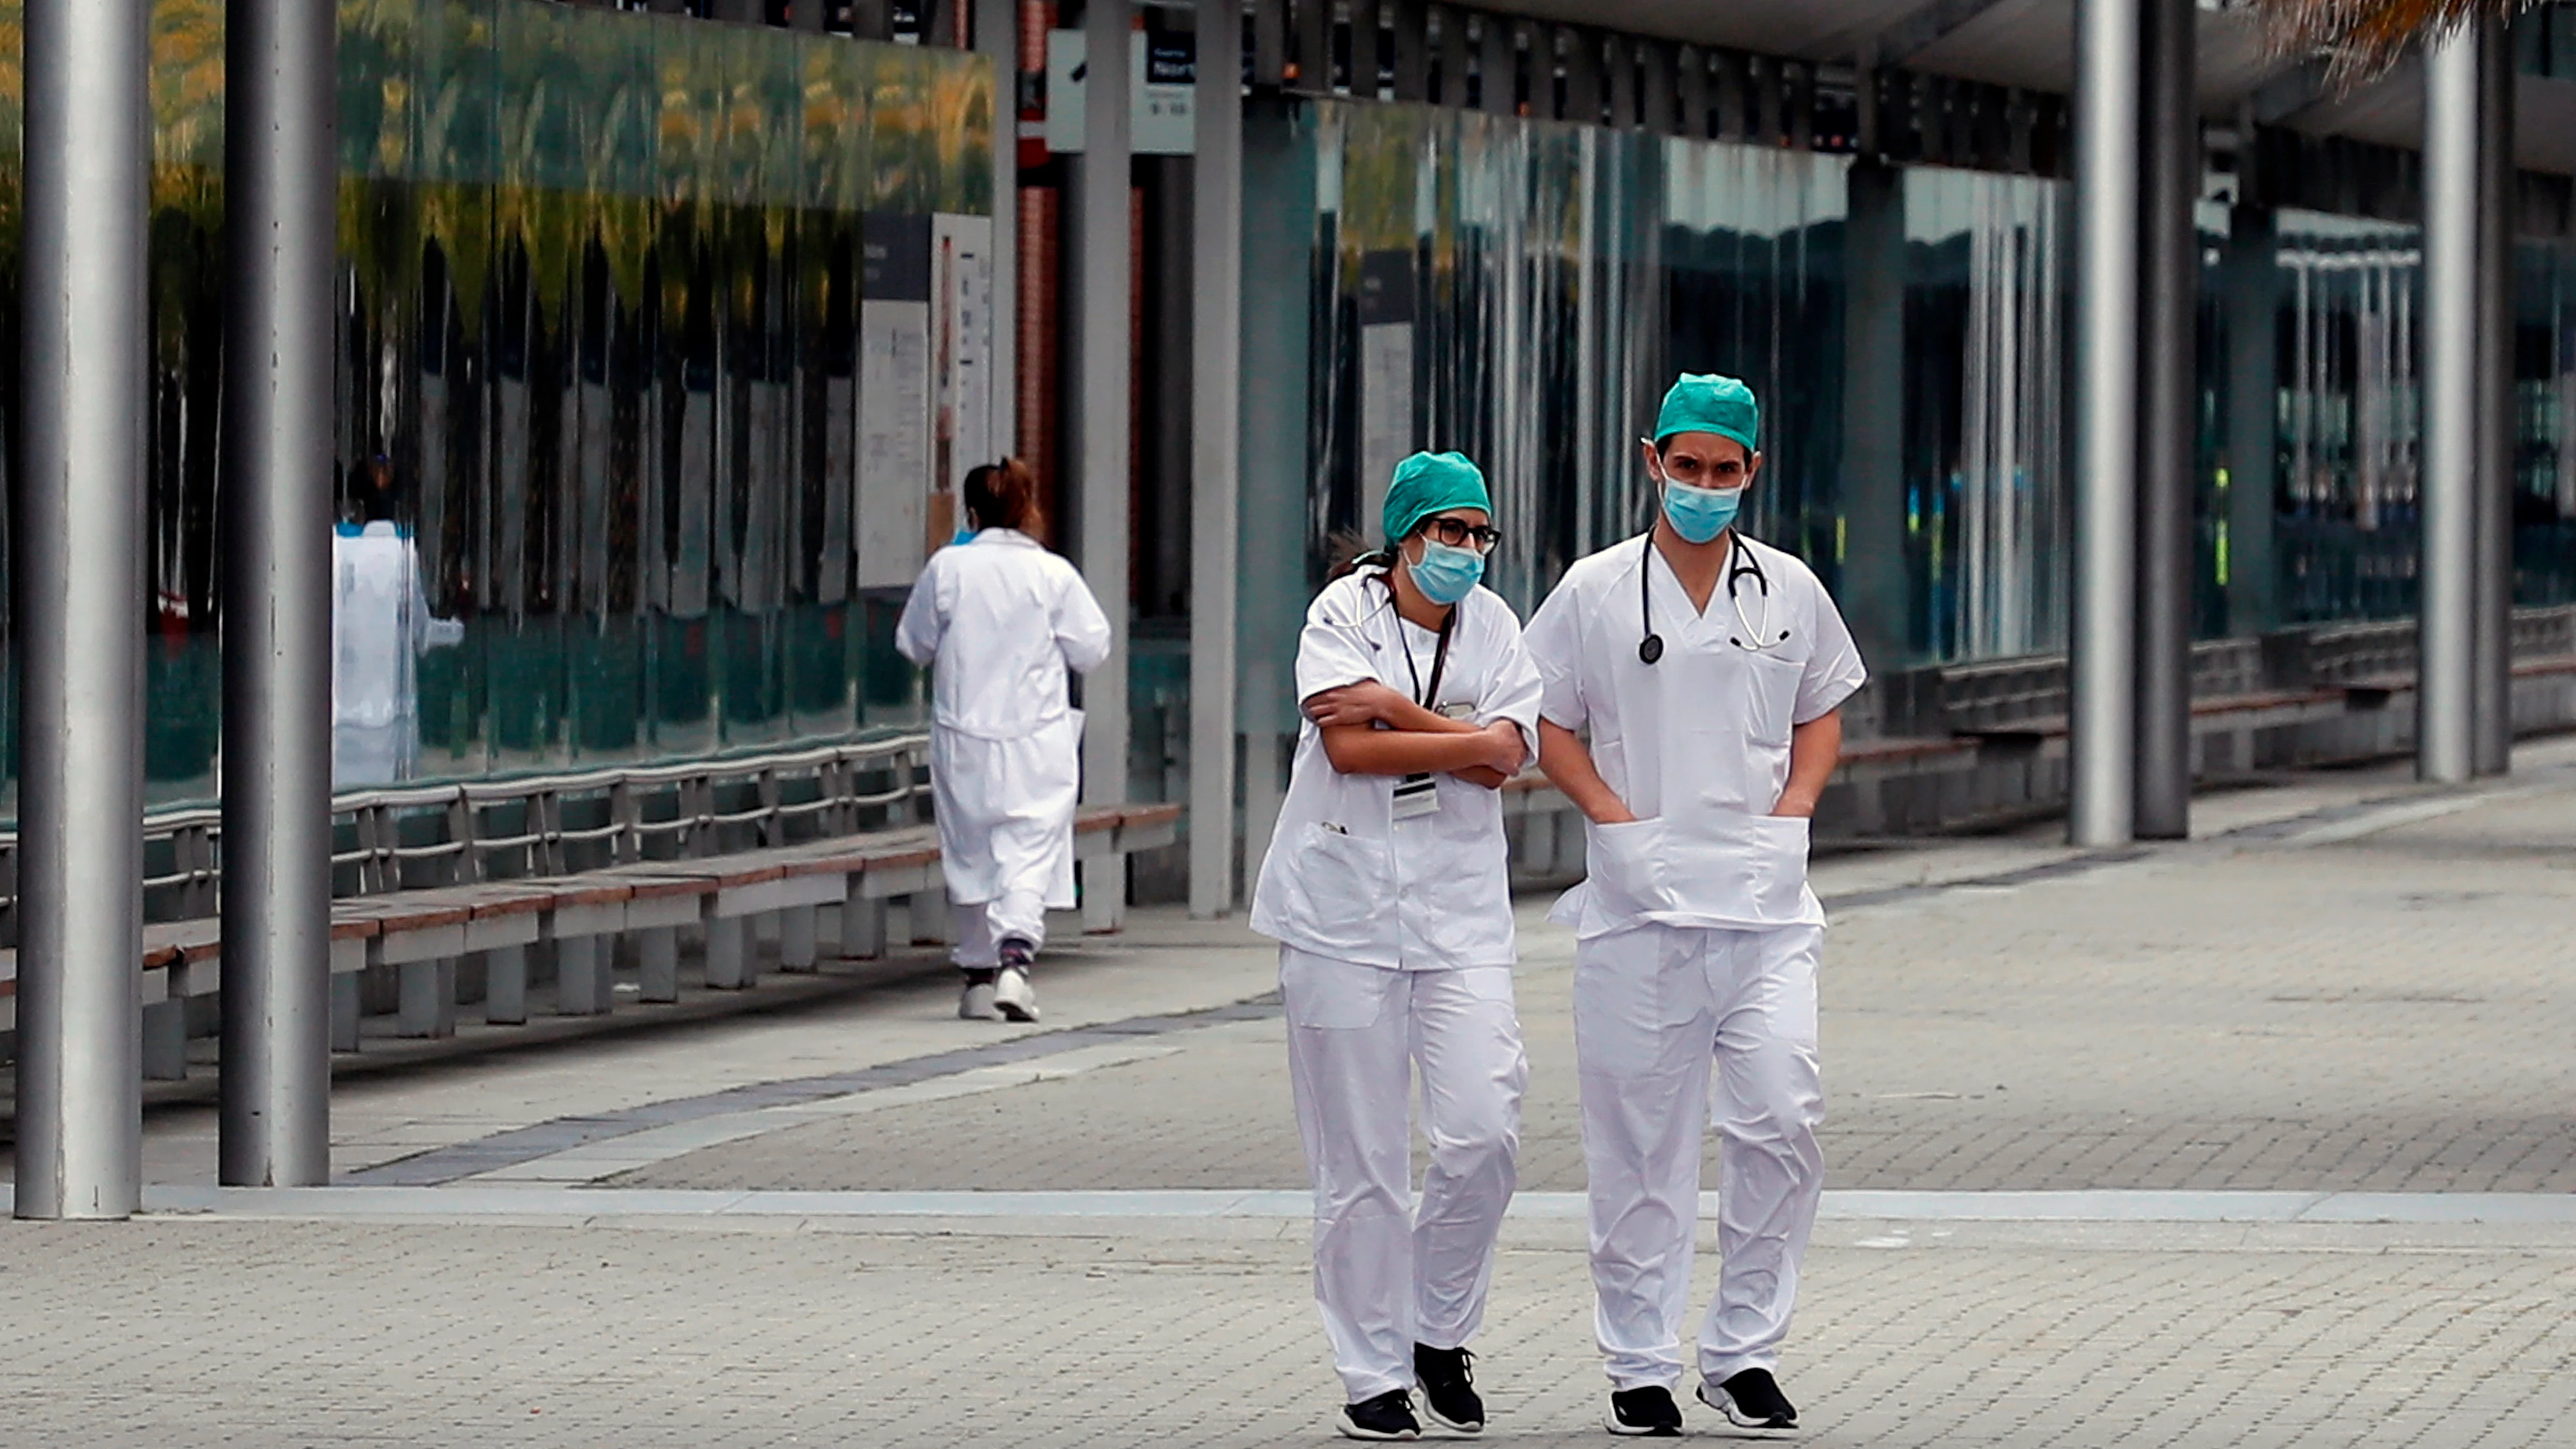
[
  {"xmin": 858, "ymin": 214, "xmax": 934, "ymax": 591},
  {"xmin": 1043, "ymin": 29, "xmax": 1196, "ymax": 156}
]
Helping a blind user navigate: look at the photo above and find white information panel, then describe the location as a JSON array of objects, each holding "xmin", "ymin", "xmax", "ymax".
[
  {"xmin": 858, "ymin": 214, "xmax": 934, "ymax": 591},
  {"xmin": 933, "ymin": 211, "xmax": 997, "ymax": 495}
]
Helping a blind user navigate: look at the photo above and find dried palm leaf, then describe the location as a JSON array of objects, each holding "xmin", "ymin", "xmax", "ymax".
[{"xmin": 2252, "ymin": 0, "xmax": 2542, "ymax": 88}]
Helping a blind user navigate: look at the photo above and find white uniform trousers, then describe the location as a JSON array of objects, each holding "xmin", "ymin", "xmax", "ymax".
[
  {"xmin": 1280, "ymin": 947, "xmax": 1530, "ymax": 1402},
  {"xmin": 950, "ymin": 890, "xmax": 1048, "ymax": 970},
  {"xmin": 1574, "ymin": 922, "xmax": 1824, "ymax": 1391}
]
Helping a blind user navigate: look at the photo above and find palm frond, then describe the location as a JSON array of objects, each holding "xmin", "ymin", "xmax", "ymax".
[{"xmin": 2253, "ymin": 0, "xmax": 2541, "ymax": 87}]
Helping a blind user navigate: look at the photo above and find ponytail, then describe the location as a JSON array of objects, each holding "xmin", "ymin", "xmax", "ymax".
[
  {"xmin": 963, "ymin": 456, "xmax": 1047, "ymax": 543},
  {"xmin": 1325, "ymin": 529, "xmax": 1397, "ymax": 583}
]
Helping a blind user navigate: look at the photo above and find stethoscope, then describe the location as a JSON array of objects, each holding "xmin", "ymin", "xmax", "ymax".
[{"xmin": 1636, "ymin": 531, "xmax": 1790, "ymax": 665}]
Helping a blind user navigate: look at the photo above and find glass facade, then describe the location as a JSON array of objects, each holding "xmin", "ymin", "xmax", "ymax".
[
  {"xmin": 1290, "ymin": 100, "xmax": 1847, "ymax": 620},
  {"xmin": 0, "ymin": 0, "xmax": 996, "ymax": 813},
  {"xmin": 1267, "ymin": 97, "xmax": 2576, "ymax": 685}
]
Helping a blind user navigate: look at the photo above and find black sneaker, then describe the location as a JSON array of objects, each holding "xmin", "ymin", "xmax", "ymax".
[
  {"xmin": 1339, "ymin": 1388, "xmax": 1422, "ymax": 1441},
  {"xmin": 1414, "ymin": 1344, "xmax": 1484, "ymax": 1434},
  {"xmin": 1604, "ymin": 1386, "xmax": 1683, "ymax": 1437},
  {"xmin": 1697, "ymin": 1368, "xmax": 1799, "ymax": 1433}
]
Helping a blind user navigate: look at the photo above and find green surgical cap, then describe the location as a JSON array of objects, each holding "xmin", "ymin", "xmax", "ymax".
[
  {"xmin": 1383, "ymin": 451, "xmax": 1491, "ymax": 544},
  {"xmin": 1653, "ymin": 373, "xmax": 1760, "ymax": 453}
]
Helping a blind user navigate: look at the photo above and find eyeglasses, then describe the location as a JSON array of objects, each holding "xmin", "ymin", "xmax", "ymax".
[{"xmin": 1420, "ymin": 517, "xmax": 1503, "ymax": 553}]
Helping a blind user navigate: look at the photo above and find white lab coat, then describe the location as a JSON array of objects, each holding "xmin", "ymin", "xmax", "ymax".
[
  {"xmin": 1521, "ymin": 531, "xmax": 1864, "ymax": 1394},
  {"xmin": 332, "ymin": 522, "xmax": 465, "ymax": 789},
  {"xmin": 894, "ymin": 530, "xmax": 1112, "ymax": 964},
  {"xmin": 1251, "ymin": 568, "xmax": 1542, "ymax": 1404}
]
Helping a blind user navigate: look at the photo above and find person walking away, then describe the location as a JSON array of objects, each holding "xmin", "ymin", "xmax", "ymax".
[
  {"xmin": 1522, "ymin": 375, "xmax": 1865, "ymax": 1437},
  {"xmin": 896, "ymin": 458, "xmax": 1111, "ymax": 1022},
  {"xmin": 1250, "ymin": 451, "xmax": 1542, "ymax": 1441}
]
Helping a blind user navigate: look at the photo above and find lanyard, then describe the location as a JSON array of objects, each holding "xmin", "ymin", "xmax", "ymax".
[{"xmin": 1380, "ymin": 572, "xmax": 1457, "ymax": 709}]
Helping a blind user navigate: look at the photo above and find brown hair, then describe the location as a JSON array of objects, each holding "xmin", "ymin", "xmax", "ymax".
[
  {"xmin": 964, "ymin": 456, "xmax": 1046, "ymax": 541},
  {"xmin": 1324, "ymin": 529, "xmax": 1395, "ymax": 583}
]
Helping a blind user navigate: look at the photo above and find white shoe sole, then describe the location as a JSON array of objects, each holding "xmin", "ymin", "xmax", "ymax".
[
  {"xmin": 1695, "ymin": 1381, "xmax": 1798, "ymax": 1434},
  {"xmin": 957, "ymin": 983, "xmax": 1000, "ymax": 1021},
  {"xmin": 1336, "ymin": 1413, "xmax": 1420, "ymax": 1441},
  {"xmin": 993, "ymin": 966, "xmax": 1039, "ymax": 1022},
  {"xmin": 1602, "ymin": 1416, "xmax": 1680, "ymax": 1438}
]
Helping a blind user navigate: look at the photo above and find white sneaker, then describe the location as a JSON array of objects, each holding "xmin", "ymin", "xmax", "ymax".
[
  {"xmin": 993, "ymin": 965, "xmax": 1039, "ymax": 1022},
  {"xmin": 958, "ymin": 981, "xmax": 1001, "ymax": 1021}
]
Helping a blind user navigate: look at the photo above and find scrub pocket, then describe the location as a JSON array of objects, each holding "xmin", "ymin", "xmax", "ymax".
[
  {"xmin": 1660, "ymin": 809, "xmax": 1811, "ymax": 926},
  {"xmin": 1280, "ymin": 950, "xmax": 1396, "ymax": 1030},
  {"xmin": 1281, "ymin": 822, "xmax": 1395, "ymax": 958},
  {"xmin": 1583, "ymin": 817, "xmax": 1668, "ymax": 917}
]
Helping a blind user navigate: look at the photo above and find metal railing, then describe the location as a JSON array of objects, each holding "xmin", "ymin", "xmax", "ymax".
[{"xmin": 0, "ymin": 734, "xmax": 934, "ymax": 932}]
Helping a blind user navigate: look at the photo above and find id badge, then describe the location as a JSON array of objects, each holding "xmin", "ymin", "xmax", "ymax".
[{"xmin": 1392, "ymin": 772, "xmax": 1440, "ymax": 821}]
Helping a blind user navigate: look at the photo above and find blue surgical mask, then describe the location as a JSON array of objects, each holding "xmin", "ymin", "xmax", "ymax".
[
  {"xmin": 1407, "ymin": 538, "xmax": 1485, "ymax": 606},
  {"xmin": 1661, "ymin": 479, "xmax": 1744, "ymax": 545}
]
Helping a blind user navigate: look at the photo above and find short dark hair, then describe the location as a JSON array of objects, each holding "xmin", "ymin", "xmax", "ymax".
[{"xmin": 964, "ymin": 456, "xmax": 1046, "ymax": 540}]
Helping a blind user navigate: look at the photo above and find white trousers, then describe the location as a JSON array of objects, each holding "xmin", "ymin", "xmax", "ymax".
[
  {"xmin": 1280, "ymin": 947, "xmax": 1530, "ymax": 1401},
  {"xmin": 950, "ymin": 890, "xmax": 1048, "ymax": 970},
  {"xmin": 1573, "ymin": 922, "xmax": 1824, "ymax": 1391}
]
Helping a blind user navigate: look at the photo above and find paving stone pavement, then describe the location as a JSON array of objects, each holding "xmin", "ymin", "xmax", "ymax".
[
  {"xmin": 617, "ymin": 759, "xmax": 2576, "ymax": 1196},
  {"xmin": 5, "ymin": 747, "xmax": 2576, "ymax": 1447},
  {"xmin": 3, "ymin": 1214, "xmax": 2575, "ymax": 1448}
]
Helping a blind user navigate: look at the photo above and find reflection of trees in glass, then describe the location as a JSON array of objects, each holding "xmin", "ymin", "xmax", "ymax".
[{"xmin": 0, "ymin": 1, "xmax": 995, "ymax": 801}]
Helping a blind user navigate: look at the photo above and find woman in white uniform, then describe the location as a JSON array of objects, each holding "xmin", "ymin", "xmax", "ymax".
[
  {"xmin": 896, "ymin": 458, "xmax": 1112, "ymax": 1023},
  {"xmin": 1523, "ymin": 375, "xmax": 1865, "ymax": 1437},
  {"xmin": 1251, "ymin": 451, "xmax": 1543, "ymax": 1442}
]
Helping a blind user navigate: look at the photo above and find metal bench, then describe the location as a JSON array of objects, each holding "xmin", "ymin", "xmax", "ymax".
[{"xmin": 0, "ymin": 731, "xmax": 1183, "ymax": 1079}]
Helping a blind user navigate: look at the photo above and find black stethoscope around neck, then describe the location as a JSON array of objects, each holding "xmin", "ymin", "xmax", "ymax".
[{"xmin": 1637, "ymin": 531, "xmax": 1789, "ymax": 665}]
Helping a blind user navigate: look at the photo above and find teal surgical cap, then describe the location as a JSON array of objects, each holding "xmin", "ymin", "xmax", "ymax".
[
  {"xmin": 1383, "ymin": 451, "xmax": 1491, "ymax": 544},
  {"xmin": 1653, "ymin": 373, "xmax": 1760, "ymax": 453}
]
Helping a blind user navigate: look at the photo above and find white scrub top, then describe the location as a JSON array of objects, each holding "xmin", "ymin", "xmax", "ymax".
[
  {"xmin": 332, "ymin": 522, "xmax": 465, "ymax": 789},
  {"xmin": 1522, "ymin": 531, "xmax": 1866, "ymax": 939},
  {"xmin": 1249, "ymin": 569, "xmax": 1543, "ymax": 972}
]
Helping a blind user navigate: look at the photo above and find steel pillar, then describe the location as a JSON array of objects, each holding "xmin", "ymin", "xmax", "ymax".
[
  {"xmin": 2420, "ymin": 26, "xmax": 2481, "ymax": 785},
  {"xmin": 2070, "ymin": 0, "xmax": 2141, "ymax": 845},
  {"xmin": 2471, "ymin": 21, "xmax": 2515, "ymax": 776},
  {"xmin": 220, "ymin": 0, "xmax": 338, "ymax": 1188},
  {"xmin": 1188, "ymin": 0, "xmax": 1244, "ymax": 918},
  {"xmin": 977, "ymin": 0, "xmax": 1019, "ymax": 455},
  {"xmin": 1073, "ymin": 0, "xmax": 1134, "ymax": 931},
  {"xmin": 2221, "ymin": 204, "xmax": 2279, "ymax": 637},
  {"xmin": 13, "ymin": 0, "xmax": 151, "ymax": 1222},
  {"xmin": 2133, "ymin": 0, "xmax": 2196, "ymax": 838},
  {"xmin": 1840, "ymin": 160, "xmax": 1909, "ymax": 681}
]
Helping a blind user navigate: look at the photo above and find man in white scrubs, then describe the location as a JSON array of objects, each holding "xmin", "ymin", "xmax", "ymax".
[{"xmin": 1522, "ymin": 375, "xmax": 1865, "ymax": 1437}]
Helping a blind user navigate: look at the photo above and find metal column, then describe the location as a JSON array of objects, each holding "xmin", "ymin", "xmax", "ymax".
[
  {"xmin": 2471, "ymin": 21, "xmax": 2515, "ymax": 776},
  {"xmin": 2133, "ymin": 0, "xmax": 2196, "ymax": 838},
  {"xmin": 1839, "ymin": 160, "xmax": 1909, "ymax": 680},
  {"xmin": 2420, "ymin": 25, "xmax": 2481, "ymax": 785},
  {"xmin": 2069, "ymin": 0, "xmax": 2141, "ymax": 845},
  {"xmin": 219, "ymin": 0, "xmax": 338, "ymax": 1187},
  {"xmin": 13, "ymin": 0, "xmax": 151, "ymax": 1222},
  {"xmin": 1188, "ymin": 0, "xmax": 1244, "ymax": 918},
  {"xmin": 1074, "ymin": 0, "xmax": 1134, "ymax": 930},
  {"xmin": 977, "ymin": 0, "xmax": 1019, "ymax": 455}
]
